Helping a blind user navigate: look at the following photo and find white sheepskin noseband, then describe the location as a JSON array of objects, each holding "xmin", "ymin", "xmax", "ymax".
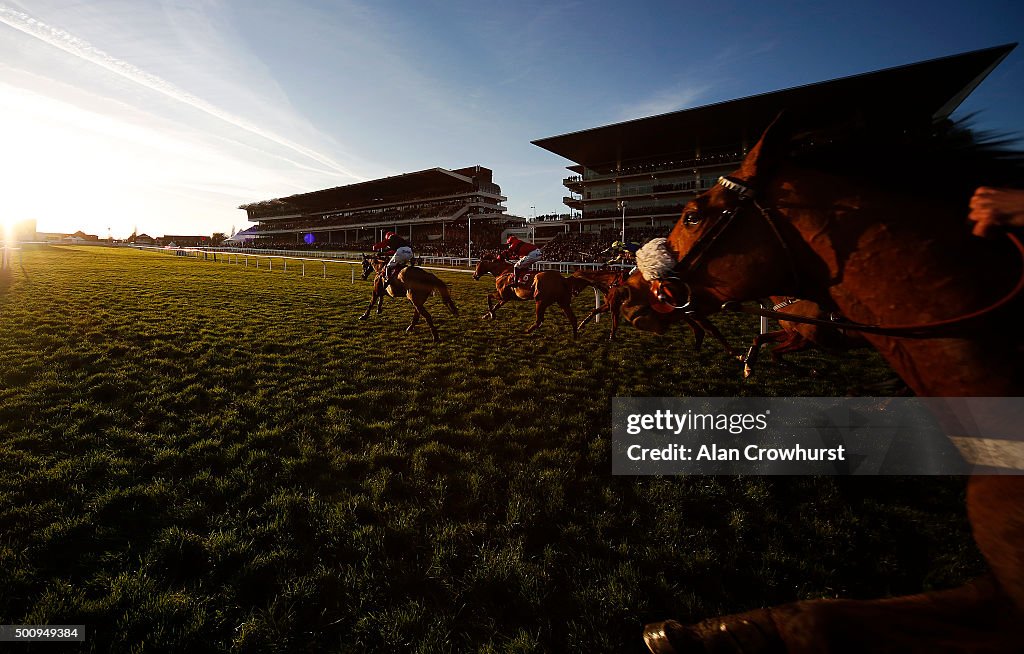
[{"xmin": 636, "ymin": 238, "xmax": 677, "ymax": 282}]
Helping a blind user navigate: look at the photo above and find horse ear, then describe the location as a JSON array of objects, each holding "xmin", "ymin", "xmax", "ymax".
[{"xmin": 737, "ymin": 111, "xmax": 793, "ymax": 183}]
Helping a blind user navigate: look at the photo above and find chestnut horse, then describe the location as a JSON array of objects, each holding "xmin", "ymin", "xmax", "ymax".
[
  {"xmin": 572, "ymin": 269, "xmax": 741, "ymax": 358},
  {"xmin": 472, "ymin": 255, "xmax": 578, "ymax": 338},
  {"xmin": 359, "ymin": 255, "xmax": 458, "ymax": 342},
  {"xmin": 622, "ymin": 119, "xmax": 1024, "ymax": 653},
  {"xmin": 740, "ymin": 296, "xmax": 866, "ymax": 378}
]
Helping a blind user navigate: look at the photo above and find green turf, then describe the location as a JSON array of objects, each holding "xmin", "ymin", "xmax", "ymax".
[{"xmin": 0, "ymin": 246, "xmax": 982, "ymax": 652}]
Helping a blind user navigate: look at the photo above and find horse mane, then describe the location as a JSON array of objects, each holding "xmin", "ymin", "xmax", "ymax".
[{"xmin": 785, "ymin": 117, "xmax": 1024, "ymax": 204}]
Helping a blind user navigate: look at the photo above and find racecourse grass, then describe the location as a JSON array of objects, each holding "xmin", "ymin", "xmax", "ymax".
[{"xmin": 0, "ymin": 246, "xmax": 983, "ymax": 653}]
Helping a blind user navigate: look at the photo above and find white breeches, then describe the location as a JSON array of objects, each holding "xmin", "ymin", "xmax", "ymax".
[
  {"xmin": 514, "ymin": 249, "xmax": 542, "ymax": 271},
  {"xmin": 387, "ymin": 247, "xmax": 414, "ymax": 269}
]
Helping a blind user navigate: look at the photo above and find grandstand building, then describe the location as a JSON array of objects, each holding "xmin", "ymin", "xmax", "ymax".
[
  {"xmin": 532, "ymin": 44, "xmax": 1015, "ymax": 242},
  {"xmin": 238, "ymin": 165, "xmax": 512, "ymax": 252}
]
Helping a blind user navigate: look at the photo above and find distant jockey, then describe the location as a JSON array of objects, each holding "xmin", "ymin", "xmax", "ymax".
[
  {"xmin": 500, "ymin": 235, "xmax": 542, "ymax": 288},
  {"xmin": 373, "ymin": 231, "xmax": 413, "ymax": 289},
  {"xmin": 604, "ymin": 240, "xmax": 641, "ymax": 278}
]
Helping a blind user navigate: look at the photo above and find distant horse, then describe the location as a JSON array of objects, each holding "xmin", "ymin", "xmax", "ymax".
[
  {"xmin": 740, "ymin": 296, "xmax": 866, "ymax": 378},
  {"xmin": 472, "ymin": 255, "xmax": 577, "ymax": 338},
  {"xmin": 571, "ymin": 269, "xmax": 741, "ymax": 358},
  {"xmin": 359, "ymin": 255, "xmax": 458, "ymax": 342},
  {"xmin": 622, "ymin": 117, "xmax": 1024, "ymax": 652}
]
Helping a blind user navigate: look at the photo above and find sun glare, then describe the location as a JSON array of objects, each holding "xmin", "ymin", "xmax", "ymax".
[{"xmin": 1, "ymin": 216, "xmax": 15, "ymax": 245}]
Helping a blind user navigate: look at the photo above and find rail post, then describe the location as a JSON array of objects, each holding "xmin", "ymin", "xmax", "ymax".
[{"xmin": 594, "ymin": 287, "xmax": 601, "ymax": 323}]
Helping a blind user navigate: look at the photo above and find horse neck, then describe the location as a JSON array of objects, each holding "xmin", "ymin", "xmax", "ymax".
[{"xmin": 774, "ymin": 168, "xmax": 1022, "ymax": 395}]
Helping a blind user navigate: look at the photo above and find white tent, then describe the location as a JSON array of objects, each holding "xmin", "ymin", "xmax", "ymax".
[{"xmin": 223, "ymin": 226, "xmax": 259, "ymax": 244}]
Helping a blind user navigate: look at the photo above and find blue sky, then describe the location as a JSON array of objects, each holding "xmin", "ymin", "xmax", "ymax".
[{"xmin": 1, "ymin": 0, "xmax": 1022, "ymax": 238}]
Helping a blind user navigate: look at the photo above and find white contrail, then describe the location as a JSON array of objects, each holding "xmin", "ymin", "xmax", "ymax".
[{"xmin": 0, "ymin": 4, "xmax": 367, "ymax": 182}]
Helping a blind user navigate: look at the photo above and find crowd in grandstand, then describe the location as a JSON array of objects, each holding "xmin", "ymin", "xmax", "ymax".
[
  {"xmin": 563, "ymin": 149, "xmax": 744, "ymax": 184},
  {"xmin": 225, "ymin": 224, "xmax": 669, "ymax": 263}
]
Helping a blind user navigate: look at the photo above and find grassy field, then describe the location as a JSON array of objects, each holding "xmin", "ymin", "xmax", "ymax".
[{"xmin": 0, "ymin": 246, "xmax": 983, "ymax": 653}]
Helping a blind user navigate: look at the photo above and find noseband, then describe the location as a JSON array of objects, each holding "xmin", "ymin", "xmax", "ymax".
[{"xmin": 655, "ymin": 176, "xmax": 801, "ymax": 311}]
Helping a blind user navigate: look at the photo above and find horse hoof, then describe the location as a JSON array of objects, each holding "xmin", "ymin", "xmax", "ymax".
[
  {"xmin": 642, "ymin": 620, "xmax": 702, "ymax": 653},
  {"xmin": 644, "ymin": 610, "xmax": 784, "ymax": 654},
  {"xmin": 358, "ymin": 314, "xmax": 368, "ymax": 320},
  {"xmin": 743, "ymin": 366, "xmax": 753, "ymax": 379}
]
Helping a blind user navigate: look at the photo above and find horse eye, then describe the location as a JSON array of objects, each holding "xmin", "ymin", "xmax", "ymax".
[{"xmin": 683, "ymin": 212, "xmax": 701, "ymax": 226}]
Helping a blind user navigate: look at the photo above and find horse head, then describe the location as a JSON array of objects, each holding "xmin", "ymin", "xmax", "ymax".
[
  {"xmin": 617, "ymin": 115, "xmax": 803, "ymax": 334},
  {"xmin": 360, "ymin": 255, "xmax": 374, "ymax": 280},
  {"xmin": 472, "ymin": 255, "xmax": 500, "ymax": 280}
]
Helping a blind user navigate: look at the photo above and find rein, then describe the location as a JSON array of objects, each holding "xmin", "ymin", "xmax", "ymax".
[
  {"xmin": 722, "ymin": 232, "xmax": 1024, "ymax": 337},
  {"xmin": 668, "ymin": 176, "xmax": 1024, "ymax": 337}
]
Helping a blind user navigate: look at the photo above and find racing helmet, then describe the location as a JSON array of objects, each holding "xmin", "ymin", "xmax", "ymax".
[
  {"xmin": 506, "ymin": 235, "xmax": 519, "ymax": 245},
  {"xmin": 612, "ymin": 240, "xmax": 625, "ymax": 249},
  {"xmin": 385, "ymin": 231, "xmax": 396, "ymax": 239}
]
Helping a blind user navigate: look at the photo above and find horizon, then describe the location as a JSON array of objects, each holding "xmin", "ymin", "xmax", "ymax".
[{"xmin": 2, "ymin": 0, "xmax": 1022, "ymax": 239}]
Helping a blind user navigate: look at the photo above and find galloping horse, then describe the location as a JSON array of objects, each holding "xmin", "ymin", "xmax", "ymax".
[
  {"xmin": 572, "ymin": 269, "xmax": 740, "ymax": 358},
  {"xmin": 740, "ymin": 296, "xmax": 866, "ymax": 378},
  {"xmin": 622, "ymin": 118, "xmax": 1024, "ymax": 652},
  {"xmin": 472, "ymin": 255, "xmax": 578, "ymax": 338},
  {"xmin": 359, "ymin": 255, "xmax": 458, "ymax": 342}
]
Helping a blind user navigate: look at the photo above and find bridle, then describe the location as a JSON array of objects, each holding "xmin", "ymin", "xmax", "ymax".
[
  {"xmin": 676, "ymin": 176, "xmax": 800, "ymax": 286},
  {"xmin": 651, "ymin": 175, "xmax": 801, "ymax": 312},
  {"xmin": 657, "ymin": 176, "xmax": 1024, "ymax": 337}
]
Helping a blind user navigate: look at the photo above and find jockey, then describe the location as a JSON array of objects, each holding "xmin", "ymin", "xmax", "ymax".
[
  {"xmin": 604, "ymin": 240, "xmax": 641, "ymax": 277},
  {"xmin": 500, "ymin": 235, "xmax": 542, "ymax": 287},
  {"xmin": 373, "ymin": 230, "xmax": 413, "ymax": 288}
]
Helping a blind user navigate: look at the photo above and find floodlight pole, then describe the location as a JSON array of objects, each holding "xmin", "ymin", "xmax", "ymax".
[{"xmin": 618, "ymin": 200, "xmax": 627, "ymax": 242}]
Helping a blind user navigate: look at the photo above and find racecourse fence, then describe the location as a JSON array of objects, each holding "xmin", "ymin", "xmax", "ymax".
[{"xmin": 129, "ymin": 245, "xmax": 617, "ymax": 320}]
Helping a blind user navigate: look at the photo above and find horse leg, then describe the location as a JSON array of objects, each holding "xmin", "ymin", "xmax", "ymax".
[
  {"xmin": 406, "ymin": 306, "xmax": 420, "ymax": 333},
  {"xmin": 577, "ymin": 307, "xmax": 601, "ymax": 331},
  {"xmin": 607, "ymin": 290, "xmax": 629, "ymax": 341},
  {"xmin": 743, "ymin": 331, "xmax": 777, "ymax": 378},
  {"xmin": 691, "ymin": 315, "xmax": 741, "ymax": 360},
  {"xmin": 769, "ymin": 332, "xmax": 813, "ymax": 362},
  {"xmin": 577, "ymin": 297, "xmax": 611, "ymax": 332},
  {"xmin": 557, "ymin": 296, "xmax": 578, "ymax": 339},
  {"xmin": 483, "ymin": 293, "xmax": 506, "ymax": 320},
  {"xmin": 375, "ymin": 280, "xmax": 385, "ymax": 314},
  {"xmin": 525, "ymin": 299, "xmax": 552, "ymax": 334},
  {"xmin": 645, "ymin": 574, "xmax": 1021, "ymax": 654},
  {"xmin": 417, "ymin": 301, "xmax": 440, "ymax": 342},
  {"xmin": 680, "ymin": 316, "xmax": 707, "ymax": 351},
  {"xmin": 359, "ymin": 290, "xmax": 378, "ymax": 320},
  {"xmin": 969, "ymin": 475, "xmax": 1024, "ymax": 612},
  {"xmin": 645, "ymin": 475, "xmax": 1024, "ymax": 653}
]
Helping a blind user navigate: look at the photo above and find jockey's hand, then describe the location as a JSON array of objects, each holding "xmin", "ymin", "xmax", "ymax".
[{"xmin": 970, "ymin": 187, "xmax": 1024, "ymax": 237}]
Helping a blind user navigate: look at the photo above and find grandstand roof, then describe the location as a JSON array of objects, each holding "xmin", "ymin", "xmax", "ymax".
[
  {"xmin": 532, "ymin": 43, "xmax": 1016, "ymax": 169},
  {"xmin": 239, "ymin": 167, "xmax": 481, "ymax": 212}
]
